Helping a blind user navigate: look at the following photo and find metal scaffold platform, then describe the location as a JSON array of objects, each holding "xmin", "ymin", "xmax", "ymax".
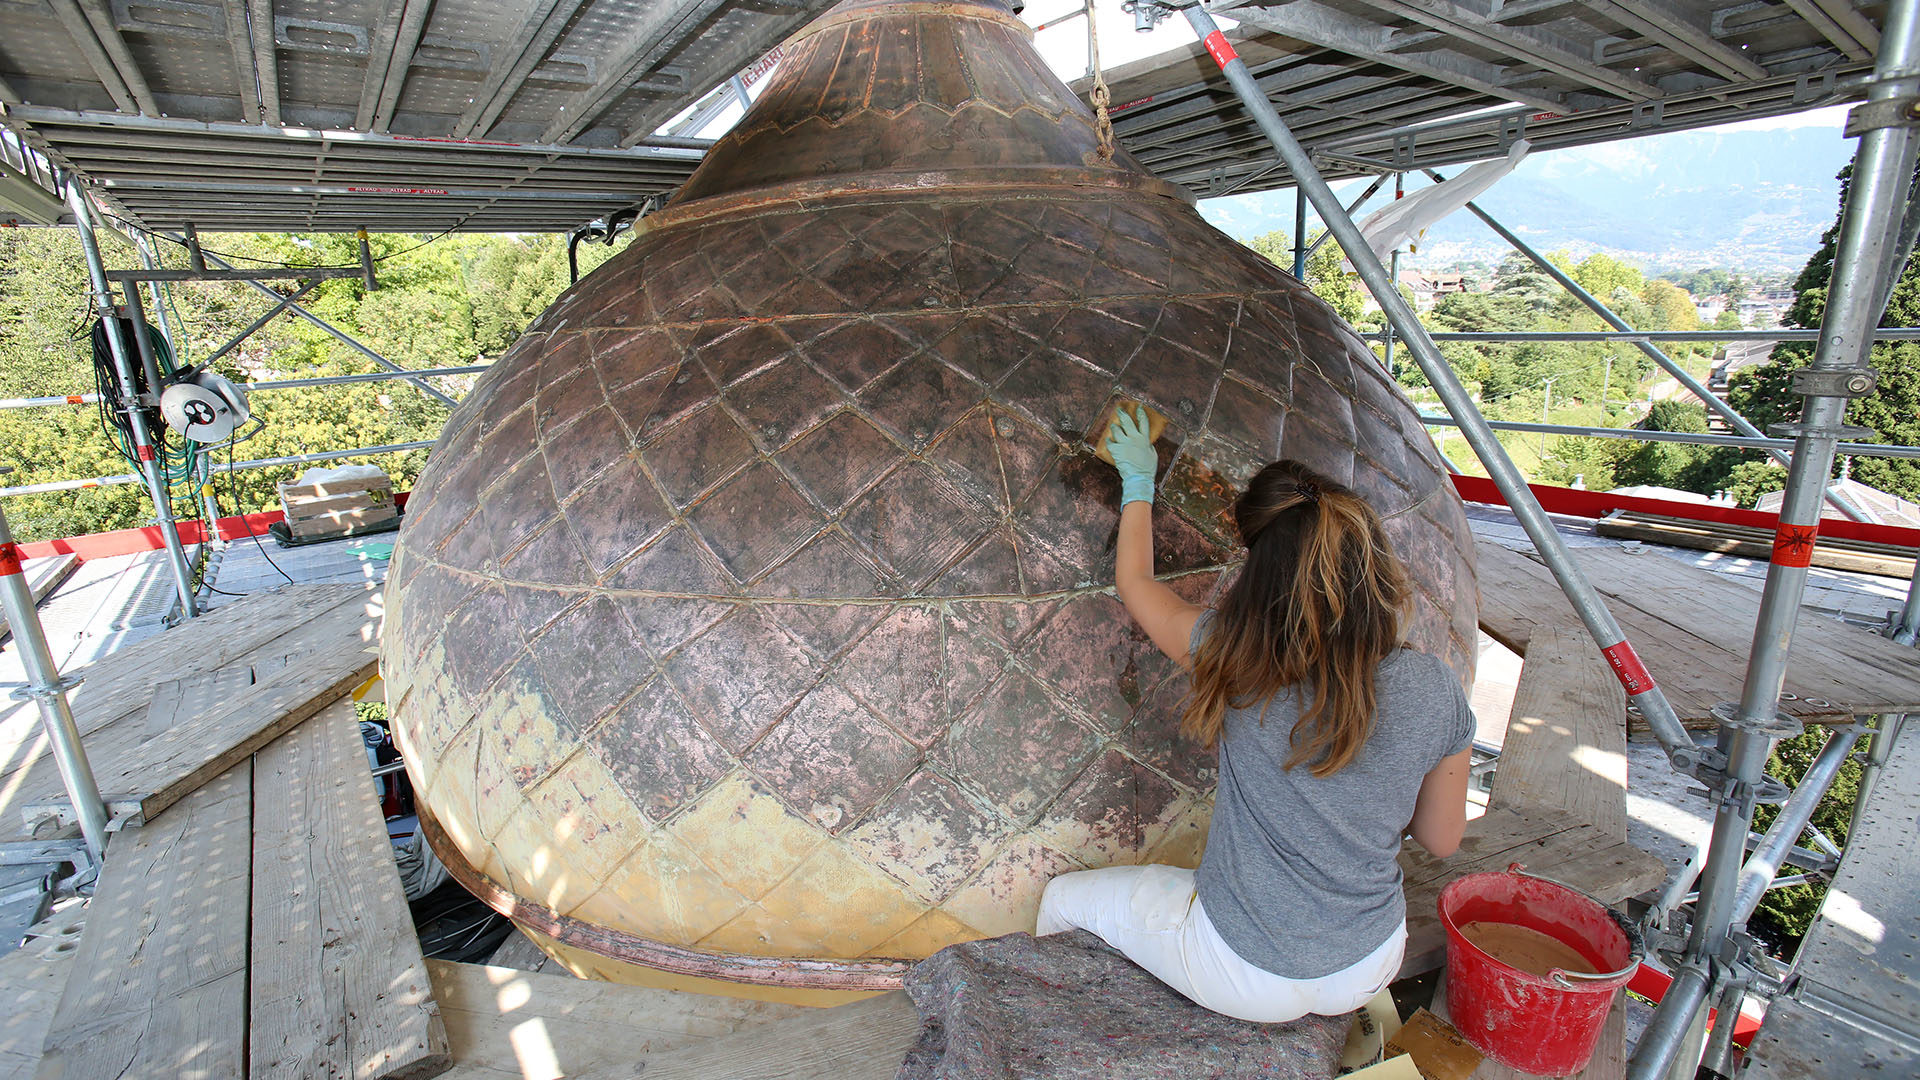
[
  {"xmin": 1745, "ymin": 720, "xmax": 1920, "ymax": 1077},
  {"xmin": 1, "ymin": 0, "xmax": 1919, "ymax": 1076}
]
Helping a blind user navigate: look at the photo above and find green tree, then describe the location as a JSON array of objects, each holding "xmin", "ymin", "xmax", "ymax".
[
  {"xmin": 0, "ymin": 227, "xmax": 606, "ymax": 541},
  {"xmin": 1243, "ymin": 230, "xmax": 1364, "ymax": 323},
  {"xmin": 1641, "ymin": 279, "xmax": 1700, "ymax": 332},
  {"xmin": 1693, "ymin": 162, "xmax": 1920, "ymax": 505}
]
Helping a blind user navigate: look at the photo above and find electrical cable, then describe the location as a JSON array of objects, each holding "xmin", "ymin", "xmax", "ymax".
[{"xmin": 225, "ymin": 439, "xmax": 295, "ymax": 586}]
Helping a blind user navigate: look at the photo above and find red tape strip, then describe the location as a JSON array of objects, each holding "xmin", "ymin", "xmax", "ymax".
[
  {"xmin": 1771, "ymin": 523, "xmax": 1819, "ymax": 568},
  {"xmin": 1203, "ymin": 30, "xmax": 1237, "ymax": 68},
  {"xmin": 1602, "ymin": 641, "xmax": 1655, "ymax": 695},
  {"xmin": 0, "ymin": 543, "xmax": 21, "ymax": 578},
  {"xmin": 136, "ymin": 444, "xmax": 155, "ymax": 462}
]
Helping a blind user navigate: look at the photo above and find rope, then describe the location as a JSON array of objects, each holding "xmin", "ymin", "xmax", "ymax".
[{"xmin": 1087, "ymin": 2, "xmax": 1116, "ymax": 163}]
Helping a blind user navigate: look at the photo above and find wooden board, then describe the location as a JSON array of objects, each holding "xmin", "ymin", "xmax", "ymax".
[
  {"xmin": 1489, "ymin": 622, "xmax": 1630, "ymax": 841},
  {"xmin": 252, "ymin": 699, "xmax": 449, "ymax": 1080},
  {"xmin": 603, "ymin": 991, "xmax": 922, "ymax": 1080},
  {"xmin": 13, "ymin": 630, "xmax": 379, "ymax": 827},
  {"xmin": 1397, "ymin": 806, "xmax": 1664, "ymax": 980},
  {"xmin": 288, "ymin": 507, "xmax": 400, "ymax": 539},
  {"xmin": 1595, "ymin": 512, "xmax": 1915, "ymax": 578},
  {"xmin": 0, "ymin": 904, "xmax": 87, "ymax": 1080},
  {"xmin": 0, "ymin": 584, "xmax": 373, "ymax": 795},
  {"xmin": 430, "ymin": 960, "xmax": 810, "ymax": 1079},
  {"xmin": 283, "ymin": 490, "xmax": 395, "ymax": 521},
  {"xmin": 35, "ymin": 763, "xmax": 253, "ymax": 1080},
  {"xmin": 1472, "ymin": 538, "xmax": 1920, "ymax": 725},
  {"xmin": 280, "ymin": 475, "xmax": 394, "ymax": 500},
  {"xmin": 144, "ymin": 664, "xmax": 255, "ymax": 739}
]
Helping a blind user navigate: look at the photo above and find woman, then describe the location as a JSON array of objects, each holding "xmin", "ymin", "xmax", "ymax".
[{"xmin": 1035, "ymin": 406, "xmax": 1474, "ymax": 1024}]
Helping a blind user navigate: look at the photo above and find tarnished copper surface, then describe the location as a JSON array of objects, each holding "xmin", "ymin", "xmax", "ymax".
[{"xmin": 385, "ymin": 0, "xmax": 1478, "ymax": 989}]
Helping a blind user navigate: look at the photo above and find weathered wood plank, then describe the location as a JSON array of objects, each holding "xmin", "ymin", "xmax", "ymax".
[
  {"xmin": 1574, "ymin": 546, "xmax": 1920, "ymax": 713},
  {"xmin": 0, "ymin": 585, "xmax": 372, "ymax": 789},
  {"xmin": 1471, "ymin": 540, "xmax": 1565, "ymax": 656},
  {"xmin": 430, "ymin": 959, "xmax": 808, "ymax": 1078},
  {"xmin": 251, "ymin": 698, "xmax": 449, "ymax": 1080},
  {"xmin": 35, "ymin": 764, "xmax": 252, "ymax": 1080},
  {"xmin": 144, "ymin": 664, "xmax": 255, "ymax": 739},
  {"xmin": 0, "ymin": 904, "xmax": 87, "ymax": 1080},
  {"xmin": 1595, "ymin": 513, "xmax": 1914, "ymax": 577},
  {"xmin": 1490, "ymin": 622, "xmax": 1630, "ymax": 841},
  {"xmin": 15, "ymin": 632, "xmax": 379, "ymax": 825},
  {"xmin": 1470, "ymin": 538, "xmax": 1918, "ymax": 725},
  {"xmin": 621, "ymin": 991, "xmax": 921, "ymax": 1080}
]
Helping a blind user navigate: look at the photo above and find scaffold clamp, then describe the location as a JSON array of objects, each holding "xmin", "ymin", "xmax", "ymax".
[
  {"xmin": 1844, "ymin": 96, "xmax": 1920, "ymax": 137},
  {"xmin": 1790, "ymin": 367, "xmax": 1878, "ymax": 397}
]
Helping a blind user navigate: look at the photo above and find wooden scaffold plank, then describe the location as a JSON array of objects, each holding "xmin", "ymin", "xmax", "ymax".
[
  {"xmin": 35, "ymin": 764, "xmax": 253, "ymax": 1080},
  {"xmin": 429, "ymin": 959, "xmax": 809, "ymax": 1079},
  {"xmin": 14, "ymin": 630, "xmax": 379, "ymax": 829},
  {"xmin": 251, "ymin": 698, "xmax": 450, "ymax": 1080}
]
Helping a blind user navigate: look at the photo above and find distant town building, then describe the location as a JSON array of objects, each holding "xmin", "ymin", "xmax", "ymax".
[{"xmin": 1396, "ymin": 271, "xmax": 1470, "ymax": 310}]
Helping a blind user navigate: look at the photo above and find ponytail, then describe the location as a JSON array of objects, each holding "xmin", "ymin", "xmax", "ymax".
[{"xmin": 1181, "ymin": 461, "xmax": 1409, "ymax": 777}]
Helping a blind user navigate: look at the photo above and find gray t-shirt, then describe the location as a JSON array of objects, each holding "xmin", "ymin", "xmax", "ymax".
[{"xmin": 1192, "ymin": 618, "xmax": 1475, "ymax": 980}]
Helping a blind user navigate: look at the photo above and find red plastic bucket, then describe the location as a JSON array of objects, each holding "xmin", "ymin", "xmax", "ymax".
[{"xmin": 1438, "ymin": 866, "xmax": 1644, "ymax": 1075}]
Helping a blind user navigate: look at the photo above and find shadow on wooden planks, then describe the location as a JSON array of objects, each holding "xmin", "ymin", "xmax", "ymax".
[{"xmin": 2, "ymin": 584, "xmax": 380, "ymax": 835}]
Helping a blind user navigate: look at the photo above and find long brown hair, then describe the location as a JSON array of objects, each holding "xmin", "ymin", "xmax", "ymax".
[{"xmin": 1181, "ymin": 460, "xmax": 1411, "ymax": 777}]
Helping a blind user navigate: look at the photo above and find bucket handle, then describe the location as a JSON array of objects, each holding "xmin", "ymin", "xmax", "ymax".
[
  {"xmin": 1548, "ymin": 963, "xmax": 1638, "ymax": 989},
  {"xmin": 1504, "ymin": 863, "xmax": 1645, "ymax": 988}
]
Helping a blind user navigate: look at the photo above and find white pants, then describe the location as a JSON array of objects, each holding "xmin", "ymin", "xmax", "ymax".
[{"xmin": 1035, "ymin": 864, "xmax": 1405, "ymax": 1024}]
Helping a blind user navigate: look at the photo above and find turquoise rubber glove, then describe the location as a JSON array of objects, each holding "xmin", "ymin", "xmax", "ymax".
[{"xmin": 1105, "ymin": 405, "xmax": 1158, "ymax": 506}]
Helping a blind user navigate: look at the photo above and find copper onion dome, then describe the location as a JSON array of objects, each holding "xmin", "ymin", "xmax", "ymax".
[{"xmin": 385, "ymin": 0, "xmax": 1478, "ymax": 991}]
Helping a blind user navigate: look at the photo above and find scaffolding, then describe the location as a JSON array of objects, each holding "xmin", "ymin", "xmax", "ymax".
[{"xmin": 2, "ymin": 0, "xmax": 1918, "ymax": 1073}]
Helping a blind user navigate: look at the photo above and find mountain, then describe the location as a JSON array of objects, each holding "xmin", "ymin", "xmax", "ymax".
[{"xmin": 1198, "ymin": 125, "xmax": 1854, "ymax": 276}]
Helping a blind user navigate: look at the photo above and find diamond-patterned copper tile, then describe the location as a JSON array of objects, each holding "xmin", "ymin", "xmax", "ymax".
[
  {"xmin": 858, "ymin": 355, "xmax": 986, "ymax": 451},
  {"xmin": 543, "ymin": 405, "xmax": 635, "ymax": 496},
  {"xmin": 777, "ymin": 410, "xmax": 902, "ymax": 513},
  {"xmin": 798, "ymin": 320, "xmax": 917, "ymax": 393},
  {"xmin": 643, "ymin": 404, "xmax": 756, "ymax": 508},
  {"xmin": 561, "ymin": 457, "xmax": 673, "ymax": 574},
  {"xmin": 726, "ymin": 359, "xmax": 846, "ymax": 452},
  {"xmin": 744, "ymin": 680, "xmax": 920, "ymax": 833},
  {"xmin": 936, "ymin": 670, "xmax": 1098, "ymax": 823},
  {"xmin": 666, "ymin": 607, "xmax": 818, "ymax": 753},
  {"xmin": 530, "ymin": 595, "xmax": 648, "ymax": 736},
  {"xmin": 589, "ymin": 676, "xmax": 736, "ymax": 823},
  {"xmin": 842, "ymin": 463, "xmax": 994, "ymax": 590},
  {"xmin": 687, "ymin": 463, "xmax": 823, "ymax": 584},
  {"xmin": 844, "ymin": 768, "xmax": 1011, "ymax": 904}
]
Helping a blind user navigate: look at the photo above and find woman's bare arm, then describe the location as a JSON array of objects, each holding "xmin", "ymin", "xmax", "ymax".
[
  {"xmin": 1114, "ymin": 500, "xmax": 1205, "ymax": 668},
  {"xmin": 1408, "ymin": 748, "xmax": 1470, "ymax": 857}
]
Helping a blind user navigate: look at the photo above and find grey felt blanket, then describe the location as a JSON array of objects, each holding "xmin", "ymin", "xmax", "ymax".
[{"xmin": 896, "ymin": 931, "xmax": 1352, "ymax": 1079}]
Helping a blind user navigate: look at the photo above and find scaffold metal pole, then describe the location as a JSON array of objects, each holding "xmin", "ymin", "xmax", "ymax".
[
  {"xmin": 1632, "ymin": 0, "xmax": 1920, "ymax": 1070},
  {"xmin": 0, "ymin": 483, "xmax": 108, "ymax": 861},
  {"xmin": 62, "ymin": 179, "xmax": 200, "ymax": 621},
  {"xmin": 1174, "ymin": 0, "xmax": 1700, "ymax": 767},
  {"xmin": 158, "ymin": 236, "xmax": 461, "ymax": 410},
  {"xmin": 1440, "ymin": 178, "xmax": 1873, "ymax": 523},
  {"xmin": 1419, "ymin": 414, "xmax": 1920, "ymax": 460}
]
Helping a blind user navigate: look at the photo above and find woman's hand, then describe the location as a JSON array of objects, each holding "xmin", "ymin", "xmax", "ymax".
[{"xmin": 1106, "ymin": 405, "xmax": 1159, "ymax": 506}]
